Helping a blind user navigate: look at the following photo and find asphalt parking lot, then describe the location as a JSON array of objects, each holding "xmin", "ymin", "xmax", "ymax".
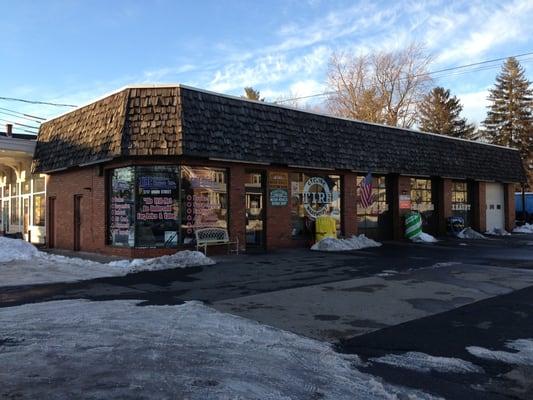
[{"xmin": 2, "ymin": 234, "xmax": 533, "ymax": 399}]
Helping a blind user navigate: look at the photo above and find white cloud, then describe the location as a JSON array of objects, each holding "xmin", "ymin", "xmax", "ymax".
[{"xmin": 457, "ymin": 89, "xmax": 489, "ymax": 125}]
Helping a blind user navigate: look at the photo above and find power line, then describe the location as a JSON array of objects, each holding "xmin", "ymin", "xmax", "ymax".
[
  {"xmin": 0, "ymin": 96, "xmax": 77, "ymax": 108},
  {"xmin": 0, "ymin": 106, "xmax": 46, "ymax": 120},
  {"xmin": 0, "ymin": 118, "xmax": 39, "ymax": 130},
  {"xmin": 275, "ymin": 50, "xmax": 533, "ymax": 103},
  {"xmin": 0, "ymin": 110, "xmax": 43, "ymax": 124}
]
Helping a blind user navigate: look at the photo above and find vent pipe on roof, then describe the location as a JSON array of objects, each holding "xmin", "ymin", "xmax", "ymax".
[{"xmin": 5, "ymin": 123, "xmax": 12, "ymax": 137}]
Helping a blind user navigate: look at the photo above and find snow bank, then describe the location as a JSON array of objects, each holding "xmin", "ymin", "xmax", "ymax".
[
  {"xmin": 467, "ymin": 338, "xmax": 533, "ymax": 366},
  {"xmin": 0, "ymin": 237, "xmax": 215, "ymax": 287},
  {"xmin": 513, "ymin": 223, "xmax": 533, "ymax": 234},
  {"xmin": 457, "ymin": 228, "xmax": 486, "ymax": 239},
  {"xmin": 0, "ymin": 236, "xmax": 40, "ymax": 262},
  {"xmin": 108, "ymin": 250, "xmax": 215, "ymax": 272},
  {"xmin": 485, "ymin": 228, "xmax": 511, "ymax": 236},
  {"xmin": 0, "ymin": 299, "xmax": 439, "ymax": 399},
  {"xmin": 412, "ymin": 232, "xmax": 438, "ymax": 243},
  {"xmin": 311, "ymin": 235, "xmax": 382, "ymax": 252},
  {"xmin": 371, "ymin": 351, "xmax": 484, "ymax": 374}
]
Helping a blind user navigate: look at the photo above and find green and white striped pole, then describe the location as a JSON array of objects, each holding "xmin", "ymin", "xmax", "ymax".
[{"xmin": 405, "ymin": 212, "xmax": 422, "ymax": 239}]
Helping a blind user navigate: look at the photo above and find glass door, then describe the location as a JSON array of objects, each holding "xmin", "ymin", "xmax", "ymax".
[{"xmin": 245, "ymin": 172, "xmax": 265, "ymax": 249}]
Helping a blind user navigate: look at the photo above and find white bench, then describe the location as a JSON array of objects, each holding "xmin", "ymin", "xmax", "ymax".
[{"xmin": 195, "ymin": 228, "xmax": 239, "ymax": 255}]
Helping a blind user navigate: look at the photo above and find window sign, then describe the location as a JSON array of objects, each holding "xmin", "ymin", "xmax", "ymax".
[
  {"xmin": 181, "ymin": 166, "xmax": 228, "ymax": 244},
  {"xmin": 109, "ymin": 167, "xmax": 135, "ymax": 247},
  {"xmin": 136, "ymin": 166, "xmax": 179, "ymax": 248}
]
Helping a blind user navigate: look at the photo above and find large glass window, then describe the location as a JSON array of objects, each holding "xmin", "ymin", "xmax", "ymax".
[
  {"xmin": 290, "ymin": 173, "xmax": 341, "ymax": 238},
  {"xmin": 10, "ymin": 197, "xmax": 19, "ymax": 226},
  {"xmin": 109, "ymin": 167, "xmax": 136, "ymax": 247},
  {"xmin": 411, "ymin": 178, "xmax": 434, "ymax": 229},
  {"xmin": 452, "ymin": 181, "xmax": 471, "ymax": 227},
  {"xmin": 357, "ymin": 176, "xmax": 390, "ymax": 239},
  {"xmin": 33, "ymin": 194, "xmax": 45, "ymax": 226},
  {"xmin": 33, "ymin": 176, "xmax": 45, "ymax": 193},
  {"xmin": 180, "ymin": 166, "xmax": 228, "ymax": 244},
  {"xmin": 136, "ymin": 166, "xmax": 179, "ymax": 248}
]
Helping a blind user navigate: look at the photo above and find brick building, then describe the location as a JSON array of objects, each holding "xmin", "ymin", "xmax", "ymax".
[{"xmin": 32, "ymin": 85, "xmax": 526, "ymax": 257}]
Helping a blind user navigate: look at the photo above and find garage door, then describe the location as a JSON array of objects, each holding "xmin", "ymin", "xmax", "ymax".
[{"xmin": 485, "ymin": 183, "xmax": 505, "ymax": 231}]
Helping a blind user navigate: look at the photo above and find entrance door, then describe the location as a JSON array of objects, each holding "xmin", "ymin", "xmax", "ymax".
[
  {"xmin": 245, "ymin": 172, "xmax": 266, "ymax": 249},
  {"xmin": 48, "ymin": 197, "xmax": 55, "ymax": 248},
  {"xmin": 486, "ymin": 183, "xmax": 505, "ymax": 231},
  {"xmin": 73, "ymin": 195, "xmax": 82, "ymax": 251}
]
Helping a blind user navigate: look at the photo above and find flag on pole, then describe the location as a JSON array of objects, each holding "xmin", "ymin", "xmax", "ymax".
[{"xmin": 359, "ymin": 172, "xmax": 374, "ymax": 208}]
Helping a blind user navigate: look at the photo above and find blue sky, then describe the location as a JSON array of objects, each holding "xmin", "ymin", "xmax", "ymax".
[{"xmin": 1, "ymin": 0, "xmax": 532, "ymax": 131}]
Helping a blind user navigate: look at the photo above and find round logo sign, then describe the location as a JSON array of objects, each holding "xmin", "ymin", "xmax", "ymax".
[{"xmin": 303, "ymin": 177, "xmax": 332, "ymax": 219}]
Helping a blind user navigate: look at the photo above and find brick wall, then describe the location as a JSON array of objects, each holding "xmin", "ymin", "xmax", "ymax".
[
  {"xmin": 342, "ymin": 173, "xmax": 358, "ymax": 237},
  {"xmin": 472, "ymin": 181, "xmax": 487, "ymax": 232},
  {"xmin": 437, "ymin": 179, "xmax": 453, "ymax": 235},
  {"xmin": 47, "ymin": 166, "xmax": 106, "ymax": 253}
]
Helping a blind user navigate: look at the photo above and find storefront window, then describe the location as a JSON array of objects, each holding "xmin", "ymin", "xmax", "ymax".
[
  {"xmin": 136, "ymin": 166, "xmax": 179, "ymax": 248},
  {"xmin": 180, "ymin": 166, "xmax": 228, "ymax": 244},
  {"xmin": 10, "ymin": 197, "xmax": 19, "ymax": 226},
  {"xmin": 452, "ymin": 181, "xmax": 471, "ymax": 227},
  {"xmin": 32, "ymin": 194, "xmax": 45, "ymax": 226},
  {"xmin": 109, "ymin": 167, "xmax": 136, "ymax": 247},
  {"xmin": 411, "ymin": 178, "xmax": 434, "ymax": 229},
  {"xmin": 290, "ymin": 173, "xmax": 341, "ymax": 238},
  {"xmin": 357, "ymin": 175, "xmax": 390, "ymax": 239},
  {"xmin": 33, "ymin": 176, "xmax": 45, "ymax": 193},
  {"xmin": 22, "ymin": 180, "xmax": 31, "ymax": 194}
]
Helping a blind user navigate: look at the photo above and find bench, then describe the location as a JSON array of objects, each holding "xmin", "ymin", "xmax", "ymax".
[{"xmin": 195, "ymin": 228, "xmax": 239, "ymax": 255}]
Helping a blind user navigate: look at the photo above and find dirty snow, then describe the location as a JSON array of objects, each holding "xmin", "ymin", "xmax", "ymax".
[
  {"xmin": 371, "ymin": 352, "xmax": 484, "ymax": 374},
  {"xmin": 457, "ymin": 228, "xmax": 486, "ymax": 240},
  {"xmin": 0, "ymin": 237, "xmax": 214, "ymax": 287},
  {"xmin": 412, "ymin": 232, "xmax": 438, "ymax": 243},
  {"xmin": 0, "ymin": 236, "xmax": 40, "ymax": 262},
  {"xmin": 485, "ymin": 228, "xmax": 511, "ymax": 236},
  {"xmin": 467, "ymin": 339, "xmax": 533, "ymax": 366},
  {"xmin": 513, "ymin": 223, "xmax": 533, "ymax": 234},
  {"xmin": 311, "ymin": 235, "xmax": 382, "ymax": 252},
  {"xmin": 0, "ymin": 299, "xmax": 439, "ymax": 400}
]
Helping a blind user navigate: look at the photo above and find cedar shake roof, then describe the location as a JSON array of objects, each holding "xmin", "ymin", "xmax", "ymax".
[{"xmin": 33, "ymin": 84, "xmax": 527, "ymax": 183}]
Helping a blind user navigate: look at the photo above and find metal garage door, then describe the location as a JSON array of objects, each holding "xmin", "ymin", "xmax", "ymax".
[{"xmin": 485, "ymin": 183, "xmax": 505, "ymax": 231}]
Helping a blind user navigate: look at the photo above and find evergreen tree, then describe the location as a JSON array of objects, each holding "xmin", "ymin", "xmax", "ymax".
[
  {"xmin": 243, "ymin": 87, "xmax": 264, "ymax": 101},
  {"xmin": 417, "ymin": 86, "xmax": 475, "ymax": 139},
  {"xmin": 483, "ymin": 57, "xmax": 533, "ymax": 186}
]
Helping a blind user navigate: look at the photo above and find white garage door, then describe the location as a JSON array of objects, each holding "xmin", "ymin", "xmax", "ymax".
[{"xmin": 485, "ymin": 183, "xmax": 505, "ymax": 231}]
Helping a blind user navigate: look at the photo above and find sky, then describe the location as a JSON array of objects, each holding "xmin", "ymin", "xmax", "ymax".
[{"xmin": 1, "ymin": 0, "xmax": 533, "ymax": 134}]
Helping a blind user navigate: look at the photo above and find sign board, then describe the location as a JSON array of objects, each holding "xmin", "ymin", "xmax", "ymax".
[
  {"xmin": 270, "ymin": 189, "xmax": 288, "ymax": 206},
  {"xmin": 303, "ymin": 176, "xmax": 332, "ymax": 219},
  {"xmin": 399, "ymin": 194, "xmax": 411, "ymax": 209},
  {"xmin": 269, "ymin": 172, "xmax": 288, "ymax": 189}
]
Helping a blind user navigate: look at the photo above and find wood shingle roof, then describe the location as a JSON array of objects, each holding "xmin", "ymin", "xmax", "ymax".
[{"xmin": 33, "ymin": 85, "xmax": 527, "ymax": 183}]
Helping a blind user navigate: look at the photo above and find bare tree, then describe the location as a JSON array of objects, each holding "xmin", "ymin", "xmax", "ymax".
[{"xmin": 327, "ymin": 43, "xmax": 433, "ymax": 128}]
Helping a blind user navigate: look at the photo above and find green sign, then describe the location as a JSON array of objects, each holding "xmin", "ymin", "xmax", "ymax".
[{"xmin": 270, "ymin": 189, "xmax": 288, "ymax": 206}]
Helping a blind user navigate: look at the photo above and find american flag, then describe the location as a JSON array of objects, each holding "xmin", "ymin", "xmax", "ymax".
[{"xmin": 359, "ymin": 172, "xmax": 374, "ymax": 208}]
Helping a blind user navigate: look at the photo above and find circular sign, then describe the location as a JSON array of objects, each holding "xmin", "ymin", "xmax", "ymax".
[{"xmin": 303, "ymin": 177, "xmax": 332, "ymax": 219}]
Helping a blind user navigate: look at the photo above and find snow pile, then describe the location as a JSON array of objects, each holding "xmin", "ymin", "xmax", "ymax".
[
  {"xmin": 457, "ymin": 228, "xmax": 486, "ymax": 239},
  {"xmin": 467, "ymin": 339, "xmax": 533, "ymax": 366},
  {"xmin": 0, "ymin": 236, "xmax": 40, "ymax": 262},
  {"xmin": 412, "ymin": 232, "xmax": 438, "ymax": 243},
  {"xmin": 513, "ymin": 223, "xmax": 533, "ymax": 234},
  {"xmin": 0, "ymin": 237, "xmax": 215, "ymax": 287},
  {"xmin": 371, "ymin": 351, "xmax": 484, "ymax": 374},
  {"xmin": 0, "ymin": 299, "xmax": 439, "ymax": 400},
  {"xmin": 485, "ymin": 228, "xmax": 511, "ymax": 236},
  {"xmin": 108, "ymin": 250, "xmax": 215, "ymax": 272},
  {"xmin": 311, "ymin": 235, "xmax": 382, "ymax": 252}
]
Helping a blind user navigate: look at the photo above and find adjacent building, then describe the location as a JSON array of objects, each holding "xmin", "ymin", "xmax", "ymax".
[
  {"xmin": 0, "ymin": 124, "xmax": 46, "ymax": 244},
  {"xmin": 32, "ymin": 85, "xmax": 526, "ymax": 257}
]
